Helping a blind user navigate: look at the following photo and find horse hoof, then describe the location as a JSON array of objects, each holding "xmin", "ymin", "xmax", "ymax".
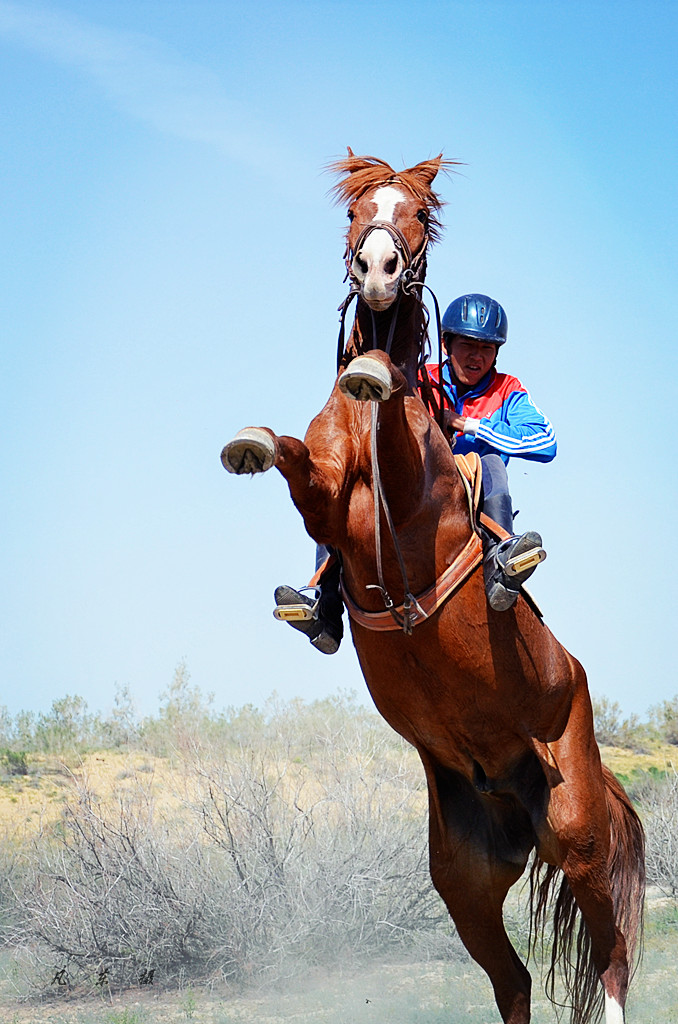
[
  {"xmin": 338, "ymin": 356, "xmax": 392, "ymax": 402},
  {"xmin": 221, "ymin": 428, "xmax": 276, "ymax": 475}
]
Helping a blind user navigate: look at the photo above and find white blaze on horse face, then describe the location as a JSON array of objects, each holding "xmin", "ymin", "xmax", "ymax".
[
  {"xmin": 352, "ymin": 185, "xmax": 407, "ymax": 311},
  {"xmin": 604, "ymin": 993, "xmax": 625, "ymax": 1024},
  {"xmin": 372, "ymin": 185, "xmax": 406, "ymax": 223}
]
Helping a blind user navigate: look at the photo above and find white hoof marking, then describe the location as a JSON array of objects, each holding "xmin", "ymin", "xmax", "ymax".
[
  {"xmin": 604, "ymin": 993, "xmax": 625, "ymax": 1024},
  {"xmin": 221, "ymin": 428, "xmax": 275, "ymax": 475},
  {"xmin": 338, "ymin": 356, "xmax": 392, "ymax": 403}
]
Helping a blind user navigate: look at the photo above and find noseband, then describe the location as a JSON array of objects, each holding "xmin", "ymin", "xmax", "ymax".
[{"xmin": 344, "ymin": 219, "xmax": 429, "ymax": 284}]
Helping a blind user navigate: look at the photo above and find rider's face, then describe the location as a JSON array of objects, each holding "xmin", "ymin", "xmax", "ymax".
[{"xmin": 445, "ymin": 335, "xmax": 497, "ymax": 389}]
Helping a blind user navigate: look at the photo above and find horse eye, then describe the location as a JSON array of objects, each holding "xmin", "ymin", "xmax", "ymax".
[
  {"xmin": 417, "ymin": 210, "xmax": 428, "ymax": 224},
  {"xmin": 348, "ymin": 210, "xmax": 355, "ymax": 222}
]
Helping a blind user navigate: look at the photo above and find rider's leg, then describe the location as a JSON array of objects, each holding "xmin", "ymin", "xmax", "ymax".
[
  {"xmin": 480, "ymin": 454, "xmax": 546, "ymax": 612},
  {"xmin": 273, "ymin": 545, "xmax": 344, "ymax": 655}
]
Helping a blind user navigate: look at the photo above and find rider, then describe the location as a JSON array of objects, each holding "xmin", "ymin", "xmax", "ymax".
[
  {"xmin": 429, "ymin": 293, "xmax": 556, "ymax": 611},
  {"xmin": 273, "ymin": 292, "xmax": 556, "ymax": 651}
]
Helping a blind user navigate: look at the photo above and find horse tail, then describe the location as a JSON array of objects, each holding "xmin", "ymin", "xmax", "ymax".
[{"xmin": 530, "ymin": 765, "xmax": 645, "ymax": 1023}]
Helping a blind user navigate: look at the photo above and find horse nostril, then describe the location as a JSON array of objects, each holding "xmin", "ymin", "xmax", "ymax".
[{"xmin": 384, "ymin": 256, "xmax": 398, "ymax": 276}]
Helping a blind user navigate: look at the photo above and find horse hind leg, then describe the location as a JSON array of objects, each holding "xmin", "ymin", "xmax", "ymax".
[
  {"xmin": 426, "ymin": 763, "xmax": 535, "ymax": 1024},
  {"xmin": 548, "ymin": 859, "xmax": 629, "ymax": 1024},
  {"xmin": 440, "ymin": 875, "xmax": 532, "ymax": 1024},
  {"xmin": 539, "ymin": 764, "xmax": 644, "ymax": 1024}
]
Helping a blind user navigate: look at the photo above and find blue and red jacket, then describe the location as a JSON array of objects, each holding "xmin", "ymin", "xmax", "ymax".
[{"xmin": 425, "ymin": 362, "xmax": 557, "ymax": 465}]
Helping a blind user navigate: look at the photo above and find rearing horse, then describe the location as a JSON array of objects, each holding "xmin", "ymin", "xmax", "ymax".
[{"xmin": 221, "ymin": 153, "xmax": 644, "ymax": 1024}]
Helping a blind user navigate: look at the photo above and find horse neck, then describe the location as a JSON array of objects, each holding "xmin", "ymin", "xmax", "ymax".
[
  {"xmin": 341, "ymin": 394, "xmax": 472, "ymax": 607},
  {"xmin": 339, "ymin": 347, "xmax": 472, "ymax": 607},
  {"xmin": 351, "ymin": 291, "xmax": 426, "ymax": 388}
]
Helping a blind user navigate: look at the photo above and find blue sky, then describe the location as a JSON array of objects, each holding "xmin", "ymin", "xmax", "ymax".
[{"xmin": 1, "ymin": 0, "xmax": 676, "ymax": 721}]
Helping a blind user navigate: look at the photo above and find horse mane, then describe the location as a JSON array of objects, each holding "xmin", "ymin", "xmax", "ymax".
[{"xmin": 326, "ymin": 151, "xmax": 459, "ymax": 243}]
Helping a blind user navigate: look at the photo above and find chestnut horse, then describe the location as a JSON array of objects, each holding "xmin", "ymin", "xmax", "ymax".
[{"xmin": 221, "ymin": 153, "xmax": 644, "ymax": 1024}]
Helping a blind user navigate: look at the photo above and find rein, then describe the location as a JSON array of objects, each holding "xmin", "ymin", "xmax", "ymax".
[{"xmin": 366, "ymin": 400, "xmax": 426, "ymax": 634}]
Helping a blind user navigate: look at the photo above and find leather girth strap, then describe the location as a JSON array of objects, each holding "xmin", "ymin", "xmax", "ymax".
[
  {"xmin": 342, "ymin": 530, "xmax": 482, "ymax": 631},
  {"xmin": 317, "ymin": 452, "xmax": 511, "ymax": 633}
]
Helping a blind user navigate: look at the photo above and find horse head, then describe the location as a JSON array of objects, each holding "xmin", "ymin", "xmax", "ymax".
[{"xmin": 328, "ymin": 149, "xmax": 454, "ymax": 311}]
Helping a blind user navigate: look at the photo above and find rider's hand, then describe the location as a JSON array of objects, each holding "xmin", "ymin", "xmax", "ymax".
[{"xmin": 443, "ymin": 409, "xmax": 467, "ymax": 436}]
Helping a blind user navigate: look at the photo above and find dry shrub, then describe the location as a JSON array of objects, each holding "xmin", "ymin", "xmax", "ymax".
[
  {"xmin": 9, "ymin": 776, "xmax": 216, "ymax": 993},
  {"xmin": 8, "ymin": 699, "xmax": 458, "ymax": 994},
  {"xmin": 639, "ymin": 766, "xmax": 678, "ymax": 898}
]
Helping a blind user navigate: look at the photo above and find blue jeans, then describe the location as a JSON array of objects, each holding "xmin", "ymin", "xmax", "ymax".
[{"xmin": 480, "ymin": 454, "xmax": 514, "ymax": 535}]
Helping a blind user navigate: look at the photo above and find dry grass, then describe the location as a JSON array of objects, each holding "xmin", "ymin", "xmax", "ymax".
[
  {"xmin": 599, "ymin": 743, "xmax": 678, "ymax": 777},
  {"xmin": 0, "ymin": 752, "xmax": 183, "ymax": 834},
  {"xmin": 0, "ymin": 955, "xmax": 547, "ymax": 1024},
  {"xmin": 1, "ymin": 743, "xmax": 671, "ymax": 840}
]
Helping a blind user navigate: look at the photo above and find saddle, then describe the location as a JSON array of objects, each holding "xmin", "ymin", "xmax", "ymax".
[{"xmin": 453, "ymin": 452, "xmax": 512, "ymax": 543}]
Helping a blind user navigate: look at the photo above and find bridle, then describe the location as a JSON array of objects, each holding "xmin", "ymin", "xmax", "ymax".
[
  {"xmin": 336, "ymin": 217, "xmax": 448, "ymax": 427},
  {"xmin": 336, "ymin": 217, "xmax": 431, "ymax": 373},
  {"xmin": 333, "ymin": 213, "xmax": 457, "ymax": 634}
]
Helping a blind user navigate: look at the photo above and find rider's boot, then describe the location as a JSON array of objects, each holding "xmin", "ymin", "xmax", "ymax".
[
  {"xmin": 273, "ymin": 556, "xmax": 344, "ymax": 655},
  {"xmin": 482, "ymin": 492, "xmax": 546, "ymax": 612}
]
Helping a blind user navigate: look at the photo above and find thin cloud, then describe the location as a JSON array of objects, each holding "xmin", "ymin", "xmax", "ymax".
[{"xmin": 0, "ymin": 1, "xmax": 305, "ymax": 177}]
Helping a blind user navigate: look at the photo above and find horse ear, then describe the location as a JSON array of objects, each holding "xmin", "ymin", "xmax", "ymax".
[
  {"xmin": 346, "ymin": 146, "xmax": 355, "ymax": 158},
  {"xmin": 407, "ymin": 154, "xmax": 444, "ymax": 187}
]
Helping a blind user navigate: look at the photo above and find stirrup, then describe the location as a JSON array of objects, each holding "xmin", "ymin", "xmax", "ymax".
[
  {"xmin": 485, "ymin": 531, "xmax": 546, "ymax": 612},
  {"xmin": 273, "ymin": 601, "xmax": 318, "ymax": 623},
  {"xmin": 504, "ymin": 545, "xmax": 546, "ymax": 577},
  {"xmin": 273, "ymin": 587, "xmax": 319, "ymax": 623},
  {"xmin": 273, "ymin": 584, "xmax": 341, "ymax": 655}
]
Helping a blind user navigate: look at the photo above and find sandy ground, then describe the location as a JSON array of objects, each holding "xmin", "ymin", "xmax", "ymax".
[
  {"xmin": 0, "ymin": 959, "xmax": 521, "ymax": 1024},
  {"xmin": 4, "ymin": 942, "xmax": 677, "ymax": 1024}
]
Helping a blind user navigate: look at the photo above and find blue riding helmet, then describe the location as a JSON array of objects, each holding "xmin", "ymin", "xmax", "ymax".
[{"xmin": 442, "ymin": 293, "xmax": 508, "ymax": 346}]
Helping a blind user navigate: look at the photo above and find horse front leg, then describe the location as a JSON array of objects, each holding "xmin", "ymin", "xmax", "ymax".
[
  {"xmin": 221, "ymin": 426, "xmax": 279, "ymax": 476},
  {"xmin": 221, "ymin": 411, "xmax": 353, "ymax": 548},
  {"xmin": 337, "ymin": 350, "xmax": 431, "ymax": 507},
  {"xmin": 337, "ymin": 351, "xmax": 396, "ymax": 402}
]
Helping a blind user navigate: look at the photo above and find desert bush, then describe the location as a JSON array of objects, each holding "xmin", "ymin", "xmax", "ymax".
[
  {"xmin": 0, "ymin": 749, "xmax": 29, "ymax": 777},
  {"xmin": 0, "ymin": 696, "xmax": 121, "ymax": 757},
  {"xmin": 649, "ymin": 695, "xmax": 678, "ymax": 746},
  {"xmin": 613, "ymin": 765, "xmax": 667, "ymax": 806},
  {"xmin": 10, "ymin": 698, "xmax": 456, "ymax": 994},
  {"xmin": 12, "ymin": 775, "xmax": 218, "ymax": 992},
  {"xmin": 191, "ymin": 722, "xmax": 444, "ymax": 979},
  {"xmin": 139, "ymin": 661, "xmax": 220, "ymax": 757},
  {"xmin": 638, "ymin": 766, "xmax": 678, "ymax": 897},
  {"xmin": 33, "ymin": 694, "xmax": 126, "ymax": 755},
  {"xmin": 591, "ymin": 696, "xmax": 651, "ymax": 751}
]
